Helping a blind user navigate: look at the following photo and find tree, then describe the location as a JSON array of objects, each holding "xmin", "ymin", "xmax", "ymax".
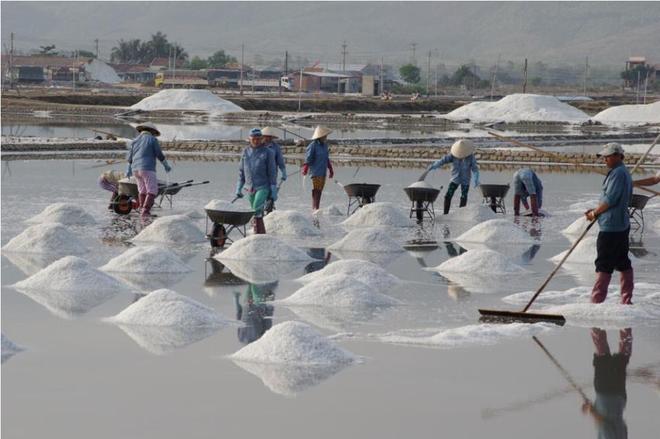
[
  {"xmin": 621, "ymin": 64, "xmax": 654, "ymax": 85},
  {"xmin": 450, "ymin": 64, "xmax": 487, "ymax": 89},
  {"xmin": 147, "ymin": 31, "xmax": 169, "ymax": 58},
  {"xmin": 530, "ymin": 76, "xmax": 543, "ymax": 86},
  {"xmin": 111, "ymin": 39, "xmax": 148, "ymax": 63},
  {"xmin": 399, "ymin": 64, "xmax": 421, "ymax": 84},
  {"xmin": 207, "ymin": 50, "xmax": 237, "ymax": 68},
  {"xmin": 77, "ymin": 50, "xmax": 95, "ymax": 58},
  {"xmin": 188, "ymin": 56, "xmax": 208, "ymax": 70},
  {"xmin": 39, "ymin": 44, "xmax": 57, "ymax": 55}
]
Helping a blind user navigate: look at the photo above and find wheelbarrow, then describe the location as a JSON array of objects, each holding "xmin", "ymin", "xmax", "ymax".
[
  {"xmin": 404, "ymin": 185, "xmax": 442, "ymax": 223},
  {"xmin": 343, "ymin": 183, "xmax": 381, "ymax": 216},
  {"xmin": 113, "ymin": 179, "xmax": 210, "ymax": 215},
  {"xmin": 205, "ymin": 207, "xmax": 255, "ymax": 249},
  {"xmin": 479, "ymin": 184, "xmax": 510, "ymax": 214}
]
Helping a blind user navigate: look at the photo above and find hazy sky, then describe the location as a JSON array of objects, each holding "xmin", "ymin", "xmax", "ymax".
[{"xmin": 2, "ymin": 1, "xmax": 660, "ymax": 66}]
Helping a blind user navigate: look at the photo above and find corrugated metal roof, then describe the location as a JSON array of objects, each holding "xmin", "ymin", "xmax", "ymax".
[{"xmin": 303, "ymin": 71, "xmax": 352, "ymax": 78}]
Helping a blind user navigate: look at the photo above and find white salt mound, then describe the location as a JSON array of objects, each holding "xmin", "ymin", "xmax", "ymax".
[
  {"xmin": 108, "ymin": 289, "xmax": 228, "ymax": 327},
  {"xmin": 562, "ymin": 216, "xmax": 599, "ymax": 236},
  {"xmin": 219, "ymin": 234, "xmax": 312, "ymax": 261},
  {"xmin": 263, "ymin": 210, "xmax": 321, "ymax": 236},
  {"xmin": 25, "ymin": 203, "xmax": 96, "ymax": 225},
  {"xmin": 204, "ymin": 199, "xmax": 253, "ymax": 212},
  {"xmin": 315, "ymin": 204, "xmax": 344, "ymax": 216},
  {"xmin": 101, "ymin": 245, "xmax": 191, "ymax": 273},
  {"xmin": 13, "ymin": 256, "xmax": 133, "ymax": 293},
  {"xmin": 446, "ymin": 204, "xmax": 498, "ymax": 222},
  {"xmin": 444, "ymin": 94, "xmax": 590, "ymax": 123},
  {"xmin": 593, "ymin": 101, "xmax": 660, "ymax": 125},
  {"xmin": 328, "ymin": 228, "xmax": 403, "ymax": 252},
  {"xmin": 281, "ymin": 274, "xmax": 401, "ymax": 308},
  {"xmin": 297, "ymin": 259, "xmax": 400, "ymax": 291},
  {"xmin": 342, "ymin": 202, "xmax": 411, "ymax": 227},
  {"xmin": 130, "ymin": 89, "xmax": 243, "ymax": 113},
  {"xmin": 550, "ymin": 236, "xmax": 598, "ymax": 264},
  {"xmin": 456, "ymin": 219, "xmax": 534, "ymax": 244},
  {"xmin": 407, "ymin": 180, "xmax": 436, "ymax": 189},
  {"xmin": 431, "ymin": 248, "xmax": 528, "ymax": 275},
  {"xmin": 543, "ymin": 302, "xmax": 659, "ymax": 326},
  {"xmin": 230, "ymin": 321, "xmax": 356, "ymax": 365},
  {"xmin": 84, "ymin": 59, "xmax": 121, "ymax": 84},
  {"xmin": 2, "ymin": 223, "xmax": 88, "ymax": 255},
  {"xmin": 132, "ymin": 215, "xmax": 205, "ymax": 244}
]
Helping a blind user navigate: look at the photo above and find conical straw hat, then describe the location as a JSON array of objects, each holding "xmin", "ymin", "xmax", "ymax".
[
  {"xmin": 135, "ymin": 122, "xmax": 160, "ymax": 136},
  {"xmin": 311, "ymin": 126, "xmax": 332, "ymax": 140},
  {"xmin": 450, "ymin": 139, "xmax": 475, "ymax": 159},
  {"xmin": 261, "ymin": 127, "xmax": 279, "ymax": 138}
]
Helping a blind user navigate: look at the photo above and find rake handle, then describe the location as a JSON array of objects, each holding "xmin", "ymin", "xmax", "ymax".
[{"xmin": 532, "ymin": 337, "xmax": 591, "ymax": 403}]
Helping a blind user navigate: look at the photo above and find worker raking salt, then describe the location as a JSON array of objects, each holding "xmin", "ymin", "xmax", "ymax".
[
  {"xmin": 302, "ymin": 126, "xmax": 334, "ymax": 211},
  {"xmin": 426, "ymin": 139, "xmax": 480, "ymax": 214},
  {"xmin": 126, "ymin": 122, "xmax": 172, "ymax": 220},
  {"xmin": 513, "ymin": 167, "xmax": 544, "ymax": 217},
  {"xmin": 585, "ymin": 143, "xmax": 634, "ymax": 305},
  {"xmin": 235, "ymin": 128, "xmax": 277, "ymax": 234},
  {"xmin": 261, "ymin": 127, "xmax": 287, "ymax": 212},
  {"xmin": 98, "ymin": 169, "xmax": 125, "ymax": 209}
]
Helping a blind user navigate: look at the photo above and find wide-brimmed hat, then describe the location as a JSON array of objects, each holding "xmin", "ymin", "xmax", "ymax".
[
  {"xmin": 135, "ymin": 122, "xmax": 160, "ymax": 136},
  {"xmin": 261, "ymin": 127, "xmax": 279, "ymax": 138},
  {"xmin": 311, "ymin": 126, "xmax": 332, "ymax": 140},
  {"xmin": 450, "ymin": 139, "xmax": 475, "ymax": 159},
  {"xmin": 597, "ymin": 142, "xmax": 625, "ymax": 157}
]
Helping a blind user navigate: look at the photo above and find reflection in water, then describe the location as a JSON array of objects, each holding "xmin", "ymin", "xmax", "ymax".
[
  {"xmin": 521, "ymin": 244, "xmax": 542, "ymax": 264},
  {"xmin": 116, "ymin": 323, "xmax": 222, "ymax": 355},
  {"xmin": 2, "ymin": 252, "xmax": 62, "ymax": 276},
  {"xmin": 629, "ymin": 236, "xmax": 655, "ymax": 259},
  {"xmin": 17, "ymin": 286, "xmax": 119, "ymax": 320},
  {"xmin": 444, "ymin": 241, "xmax": 467, "ymax": 258},
  {"xmin": 218, "ymin": 257, "xmax": 308, "ymax": 284},
  {"xmin": 203, "ymin": 258, "xmax": 246, "ymax": 294},
  {"xmin": 100, "ymin": 215, "xmax": 142, "ymax": 246},
  {"xmin": 304, "ymin": 248, "xmax": 332, "ymax": 274},
  {"xmin": 111, "ymin": 271, "xmax": 187, "ymax": 292},
  {"xmin": 234, "ymin": 282, "xmax": 277, "ymax": 345}
]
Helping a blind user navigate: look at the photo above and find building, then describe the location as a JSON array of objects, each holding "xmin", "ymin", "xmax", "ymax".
[
  {"xmin": 624, "ymin": 56, "xmax": 656, "ymax": 88},
  {"xmin": 109, "ymin": 63, "xmax": 155, "ymax": 83},
  {"xmin": 1, "ymin": 54, "xmax": 88, "ymax": 84}
]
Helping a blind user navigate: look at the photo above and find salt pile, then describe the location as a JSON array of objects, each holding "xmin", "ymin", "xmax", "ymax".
[
  {"xmin": 297, "ymin": 259, "xmax": 400, "ymax": 291},
  {"xmin": 430, "ymin": 248, "xmax": 528, "ymax": 275},
  {"xmin": 219, "ymin": 258, "xmax": 307, "ymax": 284},
  {"xmin": 130, "ymin": 89, "xmax": 244, "ymax": 113},
  {"xmin": 132, "ymin": 215, "xmax": 206, "ymax": 244},
  {"xmin": 444, "ymin": 94, "xmax": 590, "ymax": 123},
  {"xmin": 204, "ymin": 199, "xmax": 253, "ymax": 212},
  {"xmin": 378, "ymin": 323, "xmax": 555, "ymax": 348},
  {"xmin": 115, "ymin": 322, "xmax": 222, "ymax": 355},
  {"xmin": 445, "ymin": 204, "xmax": 498, "ymax": 222},
  {"xmin": 218, "ymin": 234, "xmax": 312, "ymax": 261},
  {"xmin": 593, "ymin": 101, "xmax": 660, "ymax": 125},
  {"xmin": 455, "ymin": 219, "xmax": 534, "ymax": 244},
  {"xmin": 83, "ymin": 59, "xmax": 121, "ymax": 84},
  {"xmin": 230, "ymin": 321, "xmax": 356, "ymax": 365},
  {"xmin": 543, "ymin": 302, "xmax": 660, "ymax": 327},
  {"xmin": 1, "ymin": 334, "xmax": 23, "ymax": 363},
  {"xmin": 263, "ymin": 210, "xmax": 321, "ymax": 236},
  {"xmin": 101, "ymin": 245, "xmax": 191, "ymax": 273},
  {"xmin": 13, "ymin": 256, "xmax": 133, "ymax": 293},
  {"xmin": 314, "ymin": 204, "xmax": 344, "ymax": 216},
  {"xmin": 281, "ymin": 274, "xmax": 401, "ymax": 308},
  {"xmin": 107, "ymin": 289, "xmax": 228, "ymax": 327},
  {"xmin": 550, "ymin": 236, "xmax": 600, "ymax": 264},
  {"xmin": 3, "ymin": 223, "xmax": 87, "ymax": 256},
  {"xmin": 328, "ymin": 228, "xmax": 403, "ymax": 253},
  {"xmin": 342, "ymin": 202, "xmax": 411, "ymax": 227},
  {"xmin": 561, "ymin": 216, "xmax": 599, "ymax": 236},
  {"xmin": 25, "ymin": 203, "xmax": 96, "ymax": 225}
]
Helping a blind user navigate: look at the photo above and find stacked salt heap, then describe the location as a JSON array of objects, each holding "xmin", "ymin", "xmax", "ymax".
[
  {"xmin": 455, "ymin": 219, "xmax": 534, "ymax": 244},
  {"xmin": 297, "ymin": 259, "xmax": 400, "ymax": 292},
  {"xmin": 281, "ymin": 274, "xmax": 401, "ymax": 307},
  {"xmin": 205, "ymin": 199, "xmax": 253, "ymax": 212},
  {"xmin": 132, "ymin": 215, "xmax": 205, "ymax": 244},
  {"xmin": 130, "ymin": 89, "xmax": 244, "ymax": 113},
  {"xmin": 593, "ymin": 101, "xmax": 660, "ymax": 125},
  {"xmin": 328, "ymin": 228, "xmax": 403, "ymax": 252},
  {"xmin": 314, "ymin": 204, "xmax": 344, "ymax": 216},
  {"xmin": 407, "ymin": 180, "xmax": 435, "ymax": 189},
  {"xmin": 107, "ymin": 289, "xmax": 228, "ymax": 327},
  {"xmin": 342, "ymin": 202, "xmax": 410, "ymax": 227},
  {"xmin": 2, "ymin": 223, "xmax": 88, "ymax": 255},
  {"xmin": 550, "ymin": 236, "xmax": 600, "ymax": 264},
  {"xmin": 100, "ymin": 245, "xmax": 191, "ymax": 273},
  {"xmin": 230, "ymin": 321, "xmax": 356, "ymax": 365},
  {"xmin": 444, "ymin": 93, "xmax": 590, "ymax": 123},
  {"xmin": 219, "ymin": 235, "xmax": 311, "ymax": 261},
  {"xmin": 429, "ymin": 248, "xmax": 528, "ymax": 275},
  {"xmin": 562, "ymin": 216, "xmax": 599, "ymax": 237},
  {"xmin": 25, "ymin": 203, "xmax": 96, "ymax": 225},
  {"xmin": 263, "ymin": 210, "xmax": 321, "ymax": 236},
  {"xmin": 13, "ymin": 256, "xmax": 132, "ymax": 293},
  {"xmin": 445, "ymin": 204, "xmax": 498, "ymax": 222}
]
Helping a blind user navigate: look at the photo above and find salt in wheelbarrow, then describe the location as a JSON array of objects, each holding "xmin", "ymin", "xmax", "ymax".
[
  {"xmin": 113, "ymin": 179, "xmax": 209, "ymax": 215},
  {"xmin": 205, "ymin": 207, "xmax": 255, "ymax": 249}
]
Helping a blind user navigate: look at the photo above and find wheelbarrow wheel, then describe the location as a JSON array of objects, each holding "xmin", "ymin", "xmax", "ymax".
[
  {"xmin": 210, "ymin": 223, "xmax": 228, "ymax": 248},
  {"xmin": 113, "ymin": 195, "xmax": 133, "ymax": 215}
]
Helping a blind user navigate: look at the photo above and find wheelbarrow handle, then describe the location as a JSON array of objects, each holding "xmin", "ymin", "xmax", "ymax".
[{"xmin": 179, "ymin": 181, "xmax": 210, "ymax": 188}]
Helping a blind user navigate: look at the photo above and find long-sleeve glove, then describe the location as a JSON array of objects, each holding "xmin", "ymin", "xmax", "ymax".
[
  {"xmin": 529, "ymin": 195, "xmax": 540, "ymax": 217},
  {"xmin": 301, "ymin": 163, "xmax": 309, "ymax": 176},
  {"xmin": 162, "ymin": 159, "xmax": 172, "ymax": 173},
  {"xmin": 328, "ymin": 160, "xmax": 334, "ymax": 179},
  {"xmin": 270, "ymin": 184, "xmax": 278, "ymax": 202},
  {"xmin": 126, "ymin": 164, "xmax": 132, "ymax": 178},
  {"xmin": 280, "ymin": 168, "xmax": 287, "ymax": 181},
  {"xmin": 428, "ymin": 161, "xmax": 441, "ymax": 171},
  {"xmin": 235, "ymin": 182, "xmax": 244, "ymax": 198}
]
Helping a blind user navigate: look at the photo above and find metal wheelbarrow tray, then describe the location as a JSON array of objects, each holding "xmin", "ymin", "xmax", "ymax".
[
  {"xmin": 404, "ymin": 186, "xmax": 442, "ymax": 222},
  {"xmin": 113, "ymin": 179, "xmax": 209, "ymax": 215},
  {"xmin": 343, "ymin": 183, "xmax": 381, "ymax": 215},
  {"xmin": 205, "ymin": 208, "xmax": 255, "ymax": 249},
  {"xmin": 479, "ymin": 184, "xmax": 510, "ymax": 214}
]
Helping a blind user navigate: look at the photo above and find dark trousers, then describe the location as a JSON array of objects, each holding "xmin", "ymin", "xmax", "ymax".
[
  {"xmin": 595, "ymin": 228, "xmax": 632, "ymax": 274},
  {"xmin": 446, "ymin": 182, "xmax": 469, "ymax": 203}
]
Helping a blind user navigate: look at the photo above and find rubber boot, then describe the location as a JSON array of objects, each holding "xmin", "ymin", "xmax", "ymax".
[
  {"xmin": 138, "ymin": 193, "xmax": 146, "ymax": 212},
  {"xmin": 591, "ymin": 272, "xmax": 612, "ymax": 303},
  {"xmin": 443, "ymin": 197, "xmax": 452, "ymax": 215},
  {"xmin": 108, "ymin": 192, "xmax": 118, "ymax": 210},
  {"xmin": 459, "ymin": 197, "xmax": 468, "ymax": 208},
  {"xmin": 590, "ymin": 328, "xmax": 610, "ymax": 356},
  {"xmin": 312, "ymin": 190, "xmax": 321, "ymax": 210},
  {"xmin": 254, "ymin": 217, "xmax": 266, "ymax": 234},
  {"xmin": 141, "ymin": 193, "xmax": 156, "ymax": 219},
  {"xmin": 619, "ymin": 268, "xmax": 634, "ymax": 305}
]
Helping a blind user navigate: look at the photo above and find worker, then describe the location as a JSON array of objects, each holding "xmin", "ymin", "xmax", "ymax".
[
  {"xmin": 584, "ymin": 143, "xmax": 633, "ymax": 305},
  {"xmin": 261, "ymin": 127, "xmax": 287, "ymax": 213},
  {"xmin": 235, "ymin": 128, "xmax": 277, "ymax": 234},
  {"xmin": 302, "ymin": 126, "xmax": 334, "ymax": 211},
  {"xmin": 633, "ymin": 169, "xmax": 660, "ymax": 187},
  {"xmin": 513, "ymin": 167, "xmax": 544, "ymax": 217},
  {"xmin": 426, "ymin": 139, "xmax": 480, "ymax": 214},
  {"xmin": 97, "ymin": 169, "xmax": 125, "ymax": 209},
  {"xmin": 126, "ymin": 122, "xmax": 171, "ymax": 220},
  {"xmin": 233, "ymin": 282, "xmax": 276, "ymax": 345}
]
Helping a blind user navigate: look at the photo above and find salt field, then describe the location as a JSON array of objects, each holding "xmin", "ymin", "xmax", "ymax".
[{"xmin": 2, "ymin": 159, "xmax": 660, "ymax": 439}]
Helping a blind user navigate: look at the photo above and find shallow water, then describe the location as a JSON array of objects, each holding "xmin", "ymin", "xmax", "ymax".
[{"xmin": 2, "ymin": 160, "xmax": 659, "ymax": 439}]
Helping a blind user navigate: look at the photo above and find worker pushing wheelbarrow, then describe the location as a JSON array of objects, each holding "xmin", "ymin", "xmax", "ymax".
[{"xmin": 112, "ymin": 178, "xmax": 209, "ymax": 215}]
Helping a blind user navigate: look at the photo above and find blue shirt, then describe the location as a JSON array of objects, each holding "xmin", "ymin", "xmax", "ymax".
[
  {"xmin": 429, "ymin": 153, "xmax": 480, "ymax": 186},
  {"xmin": 265, "ymin": 141, "xmax": 286, "ymax": 177},
  {"xmin": 238, "ymin": 146, "xmax": 277, "ymax": 191},
  {"xmin": 127, "ymin": 132, "xmax": 166, "ymax": 172},
  {"xmin": 513, "ymin": 168, "xmax": 543, "ymax": 208},
  {"xmin": 598, "ymin": 162, "xmax": 632, "ymax": 232},
  {"xmin": 304, "ymin": 140, "xmax": 330, "ymax": 177}
]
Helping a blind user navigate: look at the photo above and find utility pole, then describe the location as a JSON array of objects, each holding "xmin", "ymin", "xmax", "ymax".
[
  {"xmin": 240, "ymin": 43, "xmax": 244, "ymax": 96},
  {"xmin": 72, "ymin": 50, "xmax": 77, "ymax": 91},
  {"xmin": 95, "ymin": 38, "xmax": 99, "ymax": 59},
  {"xmin": 284, "ymin": 50, "xmax": 288, "ymax": 76},
  {"xmin": 522, "ymin": 58, "xmax": 528, "ymax": 94},
  {"xmin": 635, "ymin": 70, "xmax": 641, "ymax": 104},
  {"xmin": 643, "ymin": 69, "xmax": 650, "ymax": 104},
  {"xmin": 490, "ymin": 54, "xmax": 501, "ymax": 101},
  {"xmin": 341, "ymin": 40, "xmax": 347, "ymax": 72},
  {"xmin": 9, "ymin": 32, "xmax": 14, "ymax": 89},
  {"xmin": 379, "ymin": 56, "xmax": 384, "ymax": 95},
  {"xmin": 582, "ymin": 56, "xmax": 589, "ymax": 96},
  {"xmin": 410, "ymin": 42, "xmax": 417, "ymax": 65},
  {"xmin": 426, "ymin": 50, "xmax": 431, "ymax": 95},
  {"xmin": 298, "ymin": 66, "xmax": 303, "ymax": 112}
]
